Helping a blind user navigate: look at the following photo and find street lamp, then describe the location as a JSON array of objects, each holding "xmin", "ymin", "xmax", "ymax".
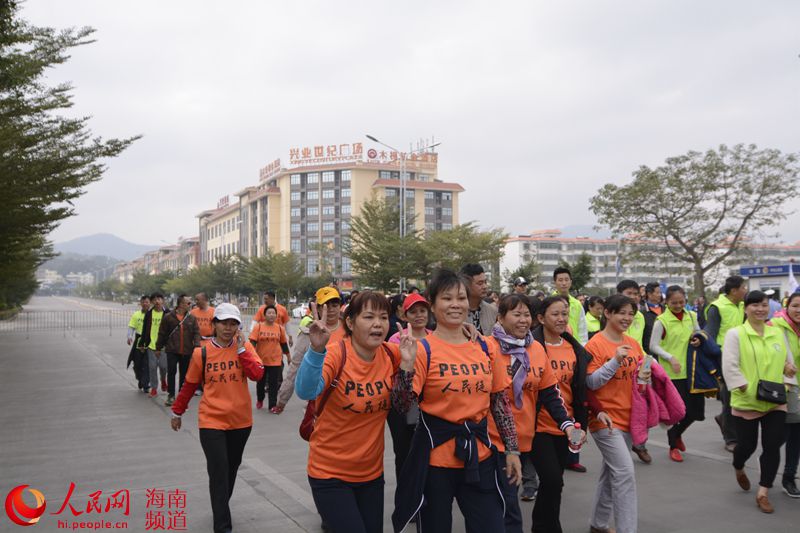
[{"xmin": 365, "ymin": 134, "xmax": 441, "ymax": 291}]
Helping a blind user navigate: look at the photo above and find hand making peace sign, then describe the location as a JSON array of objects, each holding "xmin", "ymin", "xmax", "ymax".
[
  {"xmin": 397, "ymin": 323, "xmax": 419, "ymax": 372},
  {"xmin": 309, "ymin": 303, "xmax": 332, "ymax": 352}
]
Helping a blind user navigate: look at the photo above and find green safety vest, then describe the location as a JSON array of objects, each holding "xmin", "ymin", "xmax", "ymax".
[
  {"xmin": 626, "ymin": 311, "xmax": 645, "ymax": 351},
  {"xmin": 707, "ymin": 295, "xmax": 744, "ymax": 347},
  {"xmin": 586, "ymin": 313, "xmax": 601, "ymax": 334},
  {"xmin": 771, "ymin": 316, "xmax": 800, "ymax": 368},
  {"xmin": 128, "ymin": 310, "xmax": 146, "ymax": 335},
  {"xmin": 730, "ymin": 323, "xmax": 788, "ymax": 412},
  {"xmin": 656, "ymin": 309, "xmax": 697, "ymax": 380}
]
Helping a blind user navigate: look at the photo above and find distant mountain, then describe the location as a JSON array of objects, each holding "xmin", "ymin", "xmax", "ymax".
[
  {"xmin": 41, "ymin": 252, "xmax": 119, "ymax": 277},
  {"xmin": 54, "ymin": 233, "xmax": 158, "ymax": 261},
  {"xmin": 559, "ymin": 225, "xmax": 613, "ymax": 239}
]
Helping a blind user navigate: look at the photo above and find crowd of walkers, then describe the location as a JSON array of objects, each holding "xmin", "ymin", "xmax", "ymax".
[{"xmin": 122, "ymin": 265, "xmax": 800, "ymax": 532}]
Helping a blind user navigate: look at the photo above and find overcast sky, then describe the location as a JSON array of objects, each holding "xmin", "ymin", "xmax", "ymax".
[{"xmin": 23, "ymin": 1, "xmax": 800, "ymax": 247}]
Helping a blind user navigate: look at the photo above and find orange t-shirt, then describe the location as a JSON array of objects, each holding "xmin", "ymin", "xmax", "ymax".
[
  {"xmin": 191, "ymin": 307, "xmax": 215, "ymax": 337},
  {"xmin": 538, "ymin": 341, "xmax": 577, "ymax": 436},
  {"xmin": 307, "ymin": 339, "xmax": 401, "ymax": 482},
  {"xmin": 253, "ymin": 303, "xmax": 290, "ymax": 326},
  {"xmin": 414, "ymin": 335, "xmax": 503, "ymax": 468},
  {"xmin": 249, "ymin": 322, "xmax": 287, "ymax": 366},
  {"xmin": 585, "ymin": 333, "xmax": 643, "ymax": 433},
  {"xmin": 487, "ymin": 337, "xmax": 558, "ymax": 452},
  {"xmin": 325, "ymin": 322, "xmax": 346, "ymax": 347},
  {"xmin": 184, "ymin": 339, "xmax": 261, "ymax": 430}
]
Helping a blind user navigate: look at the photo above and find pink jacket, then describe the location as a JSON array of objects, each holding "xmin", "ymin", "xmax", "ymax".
[{"xmin": 630, "ymin": 359, "xmax": 686, "ymax": 446}]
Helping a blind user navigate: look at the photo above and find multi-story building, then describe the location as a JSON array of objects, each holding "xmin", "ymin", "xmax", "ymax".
[
  {"xmin": 502, "ymin": 229, "xmax": 692, "ymax": 291},
  {"xmin": 197, "ymin": 141, "xmax": 463, "ymax": 284},
  {"xmin": 112, "ymin": 237, "xmax": 199, "ymax": 283}
]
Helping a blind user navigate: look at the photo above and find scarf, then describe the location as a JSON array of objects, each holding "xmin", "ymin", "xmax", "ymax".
[
  {"xmin": 773, "ymin": 309, "xmax": 800, "ymax": 338},
  {"xmin": 491, "ymin": 323, "xmax": 532, "ymax": 409}
]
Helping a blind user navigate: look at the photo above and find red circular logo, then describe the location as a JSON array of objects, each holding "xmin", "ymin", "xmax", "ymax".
[
  {"xmin": 367, "ymin": 148, "xmax": 377, "ymax": 159},
  {"xmin": 5, "ymin": 485, "xmax": 47, "ymax": 527}
]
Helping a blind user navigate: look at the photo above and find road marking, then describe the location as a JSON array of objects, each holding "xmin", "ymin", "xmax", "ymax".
[{"xmin": 245, "ymin": 457, "xmax": 318, "ymax": 514}]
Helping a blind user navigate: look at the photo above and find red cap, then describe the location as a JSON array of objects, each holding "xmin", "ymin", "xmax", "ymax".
[{"xmin": 402, "ymin": 293, "xmax": 430, "ymax": 313}]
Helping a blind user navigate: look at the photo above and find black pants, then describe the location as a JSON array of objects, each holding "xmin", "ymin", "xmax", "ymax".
[
  {"xmin": 199, "ymin": 426, "xmax": 252, "ymax": 533},
  {"xmin": 308, "ymin": 475, "xmax": 384, "ymax": 533},
  {"xmin": 667, "ymin": 378, "xmax": 706, "ymax": 449},
  {"xmin": 387, "ymin": 407, "xmax": 416, "ymax": 480},
  {"xmin": 531, "ymin": 433, "xmax": 570, "ymax": 533},
  {"xmin": 166, "ymin": 352, "xmax": 191, "ymax": 397},
  {"xmin": 784, "ymin": 423, "xmax": 800, "ymax": 483},
  {"xmin": 718, "ymin": 382, "xmax": 738, "ymax": 444},
  {"xmin": 732, "ymin": 410, "xmax": 786, "ymax": 488},
  {"xmin": 498, "ymin": 452, "xmax": 526, "ymax": 533},
  {"xmin": 133, "ymin": 346, "xmax": 149, "ymax": 390},
  {"xmin": 257, "ymin": 365, "xmax": 282, "ymax": 408},
  {"xmin": 418, "ymin": 457, "xmax": 504, "ymax": 533}
]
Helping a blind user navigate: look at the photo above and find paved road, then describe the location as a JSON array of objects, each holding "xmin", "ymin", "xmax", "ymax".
[{"xmin": 1, "ymin": 297, "xmax": 799, "ymax": 532}]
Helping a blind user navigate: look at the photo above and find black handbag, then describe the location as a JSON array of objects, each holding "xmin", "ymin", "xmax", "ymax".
[{"xmin": 746, "ymin": 335, "xmax": 787, "ymax": 405}]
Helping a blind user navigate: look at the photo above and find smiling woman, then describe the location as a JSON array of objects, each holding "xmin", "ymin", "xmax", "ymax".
[{"xmin": 294, "ymin": 291, "xmax": 418, "ymax": 533}]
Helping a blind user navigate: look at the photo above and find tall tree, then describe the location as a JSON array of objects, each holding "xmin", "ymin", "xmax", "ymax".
[
  {"xmin": 558, "ymin": 252, "xmax": 593, "ymax": 293},
  {"xmin": 0, "ymin": 2, "xmax": 138, "ymax": 309},
  {"xmin": 269, "ymin": 251, "xmax": 306, "ymax": 301},
  {"xmin": 346, "ymin": 197, "xmax": 421, "ymax": 291},
  {"xmin": 503, "ymin": 260, "xmax": 542, "ymax": 291},
  {"xmin": 418, "ymin": 223, "xmax": 508, "ymax": 281},
  {"xmin": 590, "ymin": 144, "xmax": 799, "ymax": 295}
]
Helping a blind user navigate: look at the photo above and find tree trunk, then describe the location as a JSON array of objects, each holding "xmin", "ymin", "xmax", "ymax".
[{"xmin": 693, "ymin": 263, "xmax": 706, "ymax": 298}]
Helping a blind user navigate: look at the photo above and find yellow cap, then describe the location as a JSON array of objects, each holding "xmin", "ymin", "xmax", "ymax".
[{"xmin": 316, "ymin": 287, "xmax": 341, "ymax": 305}]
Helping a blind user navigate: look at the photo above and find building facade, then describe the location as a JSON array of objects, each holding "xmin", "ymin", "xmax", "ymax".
[{"xmin": 198, "ymin": 141, "xmax": 463, "ymax": 282}]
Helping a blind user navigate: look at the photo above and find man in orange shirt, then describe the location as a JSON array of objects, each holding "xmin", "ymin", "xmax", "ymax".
[
  {"xmin": 191, "ymin": 292, "xmax": 215, "ymax": 337},
  {"xmin": 253, "ymin": 291, "xmax": 293, "ymax": 347}
]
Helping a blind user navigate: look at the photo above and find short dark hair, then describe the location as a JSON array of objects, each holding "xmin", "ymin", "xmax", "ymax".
[
  {"xmin": 786, "ymin": 293, "xmax": 800, "ymax": 308},
  {"xmin": 616, "ymin": 280, "xmax": 639, "ymax": 294},
  {"xmin": 644, "ymin": 282, "xmax": 660, "ymax": 295},
  {"xmin": 744, "ymin": 290, "xmax": 768, "ymax": 307},
  {"xmin": 460, "ymin": 264, "xmax": 484, "ymax": 278},
  {"xmin": 553, "ymin": 266, "xmax": 571, "ymax": 281},
  {"xmin": 498, "ymin": 293, "xmax": 531, "ymax": 317},
  {"xmin": 586, "ymin": 295, "xmax": 605, "ymax": 309},
  {"xmin": 664, "ymin": 285, "xmax": 686, "ymax": 301},
  {"xmin": 264, "ymin": 291, "xmax": 276, "ymax": 299},
  {"xmin": 535, "ymin": 295, "xmax": 569, "ymax": 318},
  {"xmin": 429, "ymin": 269, "xmax": 468, "ymax": 306},
  {"xmin": 139, "ymin": 295, "xmax": 150, "ymax": 302},
  {"xmin": 195, "ymin": 292, "xmax": 208, "ymax": 300},
  {"xmin": 723, "ymin": 276, "xmax": 746, "ymax": 295},
  {"xmin": 150, "ymin": 292, "xmax": 164, "ymax": 300},
  {"xmin": 262, "ymin": 304, "xmax": 277, "ymax": 314},
  {"xmin": 343, "ymin": 290, "xmax": 390, "ymax": 336},
  {"xmin": 604, "ymin": 294, "xmax": 637, "ymax": 315}
]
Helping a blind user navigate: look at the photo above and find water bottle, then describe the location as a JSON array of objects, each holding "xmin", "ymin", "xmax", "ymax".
[
  {"xmin": 638, "ymin": 355, "xmax": 653, "ymax": 393},
  {"xmin": 568, "ymin": 423, "xmax": 584, "ymax": 452}
]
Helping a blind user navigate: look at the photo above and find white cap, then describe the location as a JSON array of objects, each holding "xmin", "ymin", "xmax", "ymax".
[
  {"xmin": 514, "ymin": 277, "xmax": 528, "ymax": 286},
  {"xmin": 764, "ymin": 289, "xmax": 776, "ymax": 296},
  {"xmin": 214, "ymin": 303, "xmax": 242, "ymax": 324}
]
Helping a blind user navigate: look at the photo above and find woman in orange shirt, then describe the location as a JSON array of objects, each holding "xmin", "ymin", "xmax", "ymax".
[
  {"xmin": 249, "ymin": 304, "xmax": 290, "ymax": 411},
  {"xmin": 487, "ymin": 293, "xmax": 579, "ymax": 533},
  {"xmin": 295, "ymin": 291, "xmax": 417, "ymax": 533},
  {"xmin": 392, "ymin": 269, "xmax": 522, "ymax": 533},
  {"xmin": 584, "ymin": 295, "xmax": 650, "ymax": 533},
  {"xmin": 169, "ymin": 303, "xmax": 264, "ymax": 533}
]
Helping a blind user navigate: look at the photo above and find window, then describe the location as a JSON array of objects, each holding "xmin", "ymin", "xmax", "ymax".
[
  {"xmin": 323, "ymin": 222, "xmax": 335, "ymax": 232},
  {"xmin": 442, "ymin": 192, "xmax": 452, "ymax": 201},
  {"xmin": 419, "ymin": 174, "xmax": 430, "ymax": 182},
  {"xmin": 425, "ymin": 207, "xmax": 434, "ymax": 216},
  {"xmin": 308, "ymin": 237, "xmax": 319, "ymax": 248},
  {"xmin": 341, "ymin": 188, "xmax": 351, "ymax": 198},
  {"xmin": 322, "ymin": 171, "xmax": 335, "ymax": 183},
  {"xmin": 290, "ymin": 223, "xmax": 301, "ymax": 233},
  {"xmin": 307, "ymin": 190, "xmax": 319, "ymax": 200},
  {"xmin": 306, "ymin": 206, "xmax": 318, "ymax": 216},
  {"xmin": 425, "ymin": 222, "xmax": 434, "ymax": 231},
  {"xmin": 342, "ymin": 257, "xmax": 352, "ymax": 273},
  {"xmin": 405, "ymin": 190, "xmax": 415, "ymax": 198},
  {"xmin": 307, "ymin": 173, "xmax": 319, "ymax": 184},
  {"xmin": 380, "ymin": 170, "xmax": 392, "ymax": 179},
  {"xmin": 341, "ymin": 170, "xmax": 351, "ymax": 181},
  {"xmin": 341, "ymin": 204, "xmax": 351, "ymax": 215},
  {"xmin": 442, "ymin": 207, "xmax": 452, "ymax": 216},
  {"xmin": 290, "ymin": 208, "xmax": 300, "ymax": 217},
  {"xmin": 322, "ymin": 205, "xmax": 335, "ymax": 216},
  {"xmin": 290, "ymin": 192, "xmax": 301, "ymax": 201},
  {"xmin": 291, "ymin": 239, "xmax": 301, "ymax": 252},
  {"xmin": 385, "ymin": 189, "xmax": 396, "ymax": 197},
  {"xmin": 307, "ymin": 222, "xmax": 319, "ymax": 232},
  {"xmin": 424, "ymin": 191, "xmax": 434, "ymax": 200},
  {"xmin": 307, "ymin": 258, "xmax": 318, "ymax": 275},
  {"xmin": 322, "ymin": 189, "xmax": 335, "ymax": 199},
  {"xmin": 341, "ymin": 221, "xmax": 350, "ymax": 232},
  {"xmin": 290, "ymin": 174, "xmax": 301, "ymax": 185},
  {"xmin": 443, "ymin": 223, "xmax": 452, "ymax": 230}
]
